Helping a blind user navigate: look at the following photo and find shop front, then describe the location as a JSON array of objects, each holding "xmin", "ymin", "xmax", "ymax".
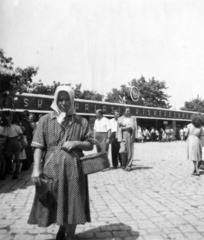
[{"xmin": 3, "ymin": 93, "xmax": 192, "ymax": 136}]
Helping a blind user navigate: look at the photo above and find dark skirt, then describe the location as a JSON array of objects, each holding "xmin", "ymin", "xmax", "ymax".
[{"xmin": 5, "ymin": 137, "xmax": 21, "ymax": 156}]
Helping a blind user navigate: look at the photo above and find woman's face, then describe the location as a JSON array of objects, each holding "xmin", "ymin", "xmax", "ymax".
[
  {"xmin": 124, "ymin": 108, "xmax": 131, "ymax": 117},
  {"xmin": 57, "ymin": 91, "xmax": 71, "ymax": 112},
  {"xmin": 29, "ymin": 115, "xmax": 34, "ymax": 122}
]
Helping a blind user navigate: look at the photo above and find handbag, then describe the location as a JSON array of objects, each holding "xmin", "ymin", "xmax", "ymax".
[
  {"xmin": 35, "ymin": 154, "xmax": 58, "ymax": 203},
  {"xmin": 79, "ymin": 139, "xmax": 110, "ymax": 175},
  {"xmin": 20, "ymin": 136, "xmax": 28, "ymax": 148},
  {"xmin": 35, "ymin": 174, "xmax": 50, "ymax": 202}
]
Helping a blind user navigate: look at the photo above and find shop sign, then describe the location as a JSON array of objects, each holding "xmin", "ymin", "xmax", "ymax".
[
  {"xmin": 5, "ymin": 94, "xmax": 192, "ymax": 120},
  {"xmin": 130, "ymin": 87, "xmax": 140, "ymax": 102}
]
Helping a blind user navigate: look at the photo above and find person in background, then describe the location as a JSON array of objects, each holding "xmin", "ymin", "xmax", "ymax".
[
  {"xmin": 155, "ymin": 129, "xmax": 159, "ymax": 141},
  {"xmin": 117, "ymin": 107, "xmax": 137, "ymax": 172},
  {"xmin": 94, "ymin": 109, "xmax": 111, "ymax": 152},
  {"xmin": 165, "ymin": 126, "xmax": 170, "ymax": 142},
  {"xmin": 150, "ymin": 127, "xmax": 156, "ymax": 142},
  {"xmin": 4, "ymin": 113, "xmax": 23, "ymax": 179},
  {"xmin": 143, "ymin": 128, "xmax": 150, "ymax": 142},
  {"xmin": 179, "ymin": 128, "xmax": 184, "ymax": 141},
  {"xmin": 186, "ymin": 114, "xmax": 202, "ymax": 176},
  {"xmin": 21, "ymin": 110, "xmax": 34, "ymax": 169},
  {"xmin": 198, "ymin": 115, "xmax": 204, "ymax": 170},
  {"xmin": 137, "ymin": 126, "xmax": 144, "ymax": 143},
  {"xmin": 109, "ymin": 110, "xmax": 121, "ymax": 168},
  {"xmin": 183, "ymin": 125, "xmax": 188, "ymax": 141},
  {"xmin": 159, "ymin": 128, "xmax": 164, "ymax": 142},
  {"xmin": 18, "ymin": 126, "xmax": 28, "ymax": 173},
  {"xmin": 162, "ymin": 128, "xmax": 167, "ymax": 142},
  {"xmin": 169, "ymin": 127, "xmax": 174, "ymax": 142},
  {"xmin": 0, "ymin": 114, "xmax": 7, "ymax": 180},
  {"xmin": 29, "ymin": 113, "xmax": 37, "ymax": 131}
]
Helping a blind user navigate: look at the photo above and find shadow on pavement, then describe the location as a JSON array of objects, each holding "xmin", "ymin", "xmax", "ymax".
[
  {"xmin": 0, "ymin": 170, "xmax": 33, "ymax": 194},
  {"xmin": 75, "ymin": 223, "xmax": 140, "ymax": 239},
  {"xmin": 131, "ymin": 165, "xmax": 153, "ymax": 171}
]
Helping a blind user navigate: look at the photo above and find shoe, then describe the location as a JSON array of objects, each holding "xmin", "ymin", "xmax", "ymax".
[
  {"xmin": 126, "ymin": 167, "xmax": 131, "ymax": 172},
  {"xmin": 56, "ymin": 230, "xmax": 66, "ymax": 240}
]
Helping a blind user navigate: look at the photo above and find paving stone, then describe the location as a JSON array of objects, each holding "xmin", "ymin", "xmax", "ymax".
[
  {"xmin": 143, "ymin": 235, "xmax": 164, "ymax": 240},
  {"xmin": 112, "ymin": 231, "xmax": 130, "ymax": 237},
  {"xmin": 14, "ymin": 234, "xmax": 34, "ymax": 240},
  {"xmin": 1, "ymin": 142, "xmax": 204, "ymax": 239},
  {"xmin": 0, "ymin": 235, "xmax": 12, "ymax": 240},
  {"xmin": 28, "ymin": 228, "xmax": 47, "ymax": 234},
  {"xmin": 76, "ymin": 232, "xmax": 95, "ymax": 238},
  {"xmin": 34, "ymin": 234, "xmax": 54, "ymax": 240}
]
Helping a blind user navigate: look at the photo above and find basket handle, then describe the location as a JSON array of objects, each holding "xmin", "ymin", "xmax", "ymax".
[{"xmin": 93, "ymin": 139, "xmax": 103, "ymax": 153}]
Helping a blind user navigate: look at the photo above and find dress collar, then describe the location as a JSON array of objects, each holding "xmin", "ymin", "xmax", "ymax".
[{"xmin": 51, "ymin": 111, "xmax": 79, "ymax": 121}]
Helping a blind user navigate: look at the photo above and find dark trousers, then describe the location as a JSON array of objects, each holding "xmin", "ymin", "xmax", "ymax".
[{"xmin": 111, "ymin": 132, "xmax": 121, "ymax": 167}]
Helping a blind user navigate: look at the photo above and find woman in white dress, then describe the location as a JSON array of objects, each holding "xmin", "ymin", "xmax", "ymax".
[{"xmin": 186, "ymin": 114, "xmax": 202, "ymax": 176}]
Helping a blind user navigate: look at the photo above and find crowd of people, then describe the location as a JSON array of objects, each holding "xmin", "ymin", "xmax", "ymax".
[
  {"xmin": 0, "ymin": 85, "xmax": 204, "ymax": 240},
  {"xmin": 0, "ymin": 110, "xmax": 39, "ymax": 180},
  {"xmin": 94, "ymin": 108, "xmax": 137, "ymax": 172},
  {"xmin": 137, "ymin": 126, "xmax": 177, "ymax": 142}
]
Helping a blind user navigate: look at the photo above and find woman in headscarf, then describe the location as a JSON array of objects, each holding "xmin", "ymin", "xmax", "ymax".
[
  {"xmin": 28, "ymin": 85, "xmax": 94, "ymax": 240},
  {"xmin": 117, "ymin": 107, "xmax": 137, "ymax": 171}
]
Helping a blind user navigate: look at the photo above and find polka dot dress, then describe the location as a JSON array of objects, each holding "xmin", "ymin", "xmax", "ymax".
[{"xmin": 28, "ymin": 112, "xmax": 92, "ymax": 227}]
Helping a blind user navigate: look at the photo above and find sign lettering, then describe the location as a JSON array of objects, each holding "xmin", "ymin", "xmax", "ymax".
[
  {"xmin": 38, "ymin": 99, "xmax": 43, "ymax": 109},
  {"xmin": 85, "ymin": 104, "xmax": 89, "ymax": 112},
  {"xmin": 7, "ymin": 95, "xmax": 193, "ymax": 121},
  {"xmin": 24, "ymin": 98, "xmax": 29, "ymax": 107}
]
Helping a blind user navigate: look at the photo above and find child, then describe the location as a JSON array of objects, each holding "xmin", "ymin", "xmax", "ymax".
[{"xmin": 4, "ymin": 112, "xmax": 23, "ymax": 179}]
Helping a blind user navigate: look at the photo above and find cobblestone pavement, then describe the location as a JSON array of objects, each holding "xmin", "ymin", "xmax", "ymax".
[{"xmin": 1, "ymin": 141, "xmax": 204, "ymax": 240}]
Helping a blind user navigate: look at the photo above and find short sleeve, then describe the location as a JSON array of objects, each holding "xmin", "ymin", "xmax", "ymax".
[
  {"xmin": 93, "ymin": 120, "xmax": 96, "ymax": 131},
  {"xmin": 17, "ymin": 126, "xmax": 22, "ymax": 135},
  {"xmin": 31, "ymin": 117, "xmax": 46, "ymax": 150}
]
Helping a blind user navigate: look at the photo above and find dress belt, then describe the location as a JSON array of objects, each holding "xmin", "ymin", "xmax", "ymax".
[{"xmin": 46, "ymin": 146, "xmax": 62, "ymax": 152}]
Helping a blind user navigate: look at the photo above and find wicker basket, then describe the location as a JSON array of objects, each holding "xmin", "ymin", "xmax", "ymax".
[{"xmin": 80, "ymin": 140, "xmax": 110, "ymax": 175}]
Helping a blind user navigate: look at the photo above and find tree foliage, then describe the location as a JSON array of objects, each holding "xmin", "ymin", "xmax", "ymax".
[
  {"xmin": 180, "ymin": 96, "xmax": 204, "ymax": 113},
  {"xmin": 0, "ymin": 49, "xmax": 38, "ymax": 108},
  {"xmin": 24, "ymin": 81, "xmax": 104, "ymax": 101},
  {"xmin": 106, "ymin": 76, "xmax": 171, "ymax": 108}
]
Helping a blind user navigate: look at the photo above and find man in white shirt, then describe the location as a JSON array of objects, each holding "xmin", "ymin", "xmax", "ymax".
[
  {"xmin": 94, "ymin": 109, "xmax": 111, "ymax": 152},
  {"xmin": 109, "ymin": 110, "xmax": 121, "ymax": 168},
  {"xmin": 179, "ymin": 128, "xmax": 184, "ymax": 140}
]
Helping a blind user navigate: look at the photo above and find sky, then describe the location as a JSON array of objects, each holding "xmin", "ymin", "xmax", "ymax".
[{"xmin": 0, "ymin": 0, "xmax": 204, "ymax": 109}]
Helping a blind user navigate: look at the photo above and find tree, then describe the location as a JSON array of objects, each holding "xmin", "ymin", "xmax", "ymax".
[
  {"xmin": 180, "ymin": 96, "xmax": 204, "ymax": 113},
  {"xmin": 25, "ymin": 81, "xmax": 104, "ymax": 101},
  {"xmin": 23, "ymin": 80, "xmax": 61, "ymax": 95},
  {"xmin": 0, "ymin": 49, "xmax": 38, "ymax": 108},
  {"xmin": 106, "ymin": 76, "xmax": 171, "ymax": 108}
]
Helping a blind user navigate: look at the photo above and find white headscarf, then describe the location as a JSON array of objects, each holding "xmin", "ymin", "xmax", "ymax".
[{"xmin": 51, "ymin": 85, "xmax": 76, "ymax": 124}]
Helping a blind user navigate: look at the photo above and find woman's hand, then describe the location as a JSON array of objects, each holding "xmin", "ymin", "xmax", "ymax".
[
  {"xmin": 62, "ymin": 141, "xmax": 78, "ymax": 152},
  {"xmin": 106, "ymin": 138, "xmax": 110, "ymax": 145},
  {"xmin": 31, "ymin": 169, "xmax": 41, "ymax": 185}
]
